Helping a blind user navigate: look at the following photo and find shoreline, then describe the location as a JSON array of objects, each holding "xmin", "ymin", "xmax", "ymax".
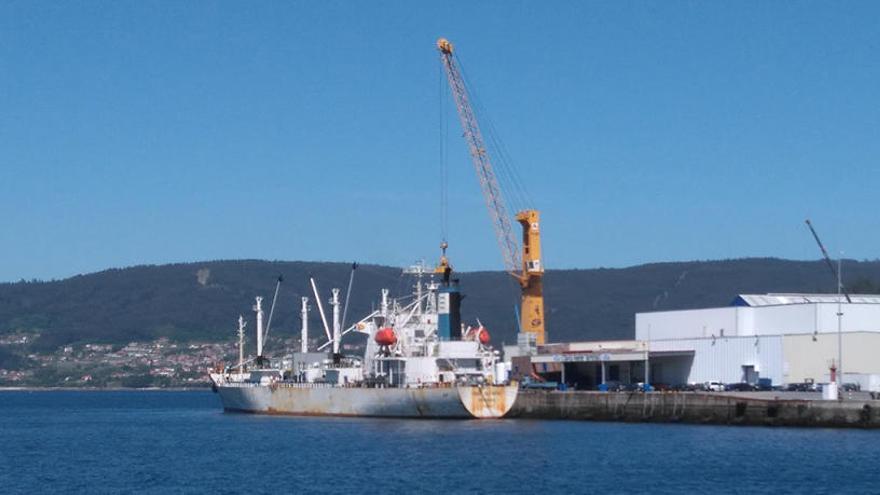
[{"xmin": 0, "ymin": 386, "xmax": 212, "ymax": 392}]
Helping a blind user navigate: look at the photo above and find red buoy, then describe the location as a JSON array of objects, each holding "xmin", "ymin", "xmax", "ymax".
[{"xmin": 375, "ymin": 327, "xmax": 397, "ymax": 346}]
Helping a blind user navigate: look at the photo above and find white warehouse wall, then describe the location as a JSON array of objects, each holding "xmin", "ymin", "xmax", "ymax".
[
  {"xmin": 650, "ymin": 335, "xmax": 784, "ymax": 385},
  {"xmin": 748, "ymin": 304, "xmax": 816, "ymax": 336},
  {"xmin": 814, "ymin": 304, "xmax": 880, "ymax": 333},
  {"xmin": 782, "ymin": 332, "xmax": 880, "ymax": 383},
  {"xmin": 638, "ymin": 302, "xmax": 880, "ymax": 341},
  {"xmin": 636, "ymin": 307, "xmax": 740, "ymax": 341}
]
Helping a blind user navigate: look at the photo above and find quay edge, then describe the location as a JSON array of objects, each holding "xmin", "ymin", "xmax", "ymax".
[{"xmin": 509, "ymin": 390, "xmax": 880, "ymax": 428}]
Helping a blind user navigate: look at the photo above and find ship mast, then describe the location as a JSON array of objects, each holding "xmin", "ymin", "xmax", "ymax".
[
  {"xmin": 237, "ymin": 315, "xmax": 246, "ymax": 375},
  {"xmin": 331, "ymin": 288, "xmax": 341, "ymax": 356},
  {"xmin": 253, "ymin": 296, "xmax": 264, "ymax": 365},
  {"xmin": 300, "ymin": 296, "xmax": 309, "ymax": 353}
]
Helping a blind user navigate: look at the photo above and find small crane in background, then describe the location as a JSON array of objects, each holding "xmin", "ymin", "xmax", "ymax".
[
  {"xmin": 805, "ymin": 218, "xmax": 848, "ymax": 393},
  {"xmin": 805, "ymin": 219, "xmax": 851, "ymax": 303}
]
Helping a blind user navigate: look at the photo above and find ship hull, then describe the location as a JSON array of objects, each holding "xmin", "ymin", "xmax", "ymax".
[{"xmin": 215, "ymin": 383, "xmax": 517, "ymax": 419}]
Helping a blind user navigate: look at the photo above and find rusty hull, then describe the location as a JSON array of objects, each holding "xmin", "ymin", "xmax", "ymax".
[{"xmin": 217, "ymin": 384, "xmax": 518, "ymax": 419}]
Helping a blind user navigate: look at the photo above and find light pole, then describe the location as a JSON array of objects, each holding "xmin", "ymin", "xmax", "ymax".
[
  {"xmin": 644, "ymin": 324, "xmax": 651, "ymax": 390},
  {"xmin": 837, "ymin": 254, "xmax": 843, "ymax": 396}
]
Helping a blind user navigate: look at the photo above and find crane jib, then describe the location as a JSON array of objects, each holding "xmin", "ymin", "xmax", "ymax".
[
  {"xmin": 439, "ymin": 50, "xmax": 520, "ymax": 273},
  {"xmin": 437, "ymin": 37, "xmax": 547, "ymax": 345}
]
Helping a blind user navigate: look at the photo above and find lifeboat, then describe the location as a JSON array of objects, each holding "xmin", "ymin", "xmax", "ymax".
[
  {"xmin": 466, "ymin": 325, "xmax": 490, "ymax": 345},
  {"xmin": 477, "ymin": 326, "xmax": 490, "ymax": 345},
  {"xmin": 375, "ymin": 327, "xmax": 397, "ymax": 346}
]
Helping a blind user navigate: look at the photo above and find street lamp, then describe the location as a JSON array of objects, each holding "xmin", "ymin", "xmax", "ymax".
[{"xmin": 836, "ymin": 254, "xmax": 843, "ymax": 398}]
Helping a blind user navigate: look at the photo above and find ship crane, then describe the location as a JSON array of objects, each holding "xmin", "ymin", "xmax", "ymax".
[{"xmin": 437, "ymin": 38, "xmax": 547, "ymax": 345}]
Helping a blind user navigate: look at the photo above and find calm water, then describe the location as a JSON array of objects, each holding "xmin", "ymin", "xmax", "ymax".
[{"xmin": 0, "ymin": 391, "xmax": 877, "ymax": 494}]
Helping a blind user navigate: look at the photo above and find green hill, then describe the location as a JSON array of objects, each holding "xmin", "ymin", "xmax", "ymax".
[{"xmin": 1, "ymin": 258, "xmax": 879, "ymax": 353}]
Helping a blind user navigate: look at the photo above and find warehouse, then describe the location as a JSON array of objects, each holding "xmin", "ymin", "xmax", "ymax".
[
  {"xmin": 636, "ymin": 293, "xmax": 880, "ymax": 387},
  {"xmin": 506, "ymin": 293, "xmax": 880, "ymax": 390},
  {"xmin": 508, "ymin": 340, "xmax": 650, "ymax": 389}
]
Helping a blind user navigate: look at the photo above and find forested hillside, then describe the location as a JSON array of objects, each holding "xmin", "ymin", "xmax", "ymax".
[{"xmin": 2, "ymin": 258, "xmax": 879, "ymax": 354}]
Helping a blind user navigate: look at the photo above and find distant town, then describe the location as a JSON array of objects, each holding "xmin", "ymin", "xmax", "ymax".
[{"xmin": 0, "ymin": 332, "xmax": 358, "ymax": 388}]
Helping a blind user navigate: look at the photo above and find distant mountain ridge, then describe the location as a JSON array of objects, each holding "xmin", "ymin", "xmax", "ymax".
[{"xmin": 1, "ymin": 258, "xmax": 879, "ymax": 351}]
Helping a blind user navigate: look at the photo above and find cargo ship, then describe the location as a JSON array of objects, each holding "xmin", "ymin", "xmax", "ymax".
[{"xmin": 209, "ymin": 253, "xmax": 517, "ymax": 419}]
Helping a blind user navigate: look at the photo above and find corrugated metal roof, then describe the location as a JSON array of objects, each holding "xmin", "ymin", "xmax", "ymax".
[{"xmin": 732, "ymin": 293, "xmax": 880, "ymax": 307}]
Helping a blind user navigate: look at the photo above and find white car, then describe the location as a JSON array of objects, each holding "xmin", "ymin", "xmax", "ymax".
[{"xmin": 704, "ymin": 381, "xmax": 725, "ymax": 392}]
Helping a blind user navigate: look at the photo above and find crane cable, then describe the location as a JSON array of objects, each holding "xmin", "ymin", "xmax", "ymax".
[
  {"xmin": 440, "ymin": 48, "xmax": 536, "ymax": 331},
  {"xmin": 455, "ymin": 53, "xmax": 534, "ymax": 215},
  {"xmin": 449, "ymin": 50, "xmax": 541, "ymax": 334},
  {"xmin": 439, "ymin": 57, "xmax": 449, "ymax": 245},
  {"xmin": 440, "ymin": 49, "xmax": 520, "ymax": 274}
]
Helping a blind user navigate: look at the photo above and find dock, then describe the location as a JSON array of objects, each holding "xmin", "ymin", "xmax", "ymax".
[{"xmin": 509, "ymin": 390, "xmax": 880, "ymax": 428}]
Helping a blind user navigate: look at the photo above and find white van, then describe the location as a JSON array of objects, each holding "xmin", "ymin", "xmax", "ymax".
[{"xmin": 704, "ymin": 381, "xmax": 725, "ymax": 392}]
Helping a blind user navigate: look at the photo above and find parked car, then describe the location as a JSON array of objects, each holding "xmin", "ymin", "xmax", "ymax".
[
  {"xmin": 520, "ymin": 377, "xmax": 558, "ymax": 390},
  {"xmin": 756, "ymin": 378, "xmax": 773, "ymax": 391},
  {"xmin": 599, "ymin": 380, "xmax": 625, "ymax": 392},
  {"xmin": 726, "ymin": 382, "xmax": 757, "ymax": 392},
  {"xmin": 622, "ymin": 382, "xmax": 643, "ymax": 392},
  {"xmin": 704, "ymin": 381, "xmax": 725, "ymax": 392},
  {"xmin": 841, "ymin": 383, "xmax": 861, "ymax": 392},
  {"xmin": 786, "ymin": 381, "xmax": 819, "ymax": 392},
  {"xmin": 672, "ymin": 383, "xmax": 699, "ymax": 392}
]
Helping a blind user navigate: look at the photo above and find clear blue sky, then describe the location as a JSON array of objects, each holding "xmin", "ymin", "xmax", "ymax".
[{"xmin": 2, "ymin": 2, "xmax": 879, "ymax": 282}]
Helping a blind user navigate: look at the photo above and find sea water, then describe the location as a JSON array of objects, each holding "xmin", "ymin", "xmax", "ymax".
[{"xmin": 0, "ymin": 390, "xmax": 877, "ymax": 494}]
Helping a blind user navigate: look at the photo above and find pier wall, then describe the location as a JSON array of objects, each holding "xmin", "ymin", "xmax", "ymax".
[{"xmin": 509, "ymin": 390, "xmax": 880, "ymax": 428}]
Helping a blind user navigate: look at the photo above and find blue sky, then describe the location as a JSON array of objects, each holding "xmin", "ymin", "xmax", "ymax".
[{"xmin": 1, "ymin": 2, "xmax": 879, "ymax": 282}]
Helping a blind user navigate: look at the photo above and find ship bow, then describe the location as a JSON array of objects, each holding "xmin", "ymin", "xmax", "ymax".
[{"xmin": 457, "ymin": 385, "xmax": 518, "ymax": 418}]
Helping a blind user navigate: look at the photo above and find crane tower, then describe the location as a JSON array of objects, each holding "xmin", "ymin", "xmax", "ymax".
[{"xmin": 437, "ymin": 38, "xmax": 546, "ymax": 345}]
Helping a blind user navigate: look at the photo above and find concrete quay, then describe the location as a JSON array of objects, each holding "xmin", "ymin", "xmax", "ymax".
[{"xmin": 509, "ymin": 390, "xmax": 880, "ymax": 428}]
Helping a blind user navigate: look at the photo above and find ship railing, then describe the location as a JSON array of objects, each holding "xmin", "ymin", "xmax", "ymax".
[
  {"xmin": 276, "ymin": 382, "xmax": 344, "ymax": 389},
  {"xmin": 219, "ymin": 381, "xmax": 343, "ymax": 389},
  {"xmin": 219, "ymin": 379, "xmax": 510, "ymax": 390}
]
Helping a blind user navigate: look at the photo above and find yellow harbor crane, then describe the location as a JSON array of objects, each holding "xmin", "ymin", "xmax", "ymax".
[{"xmin": 437, "ymin": 38, "xmax": 546, "ymax": 345}]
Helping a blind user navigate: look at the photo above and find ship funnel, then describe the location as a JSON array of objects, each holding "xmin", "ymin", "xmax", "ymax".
[{"xmin": 438, "ymin": 283, "xmax": 462, "ymax": 341}]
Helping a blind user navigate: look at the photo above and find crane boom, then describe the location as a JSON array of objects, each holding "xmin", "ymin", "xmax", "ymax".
[
  {"xmin": 437, "ymin": 38, "xmax": 520, "ymax": 275},
  {"xmin": 805, "ymin": 219, "xmax": 852, "ymax": 303},
  {"xmin": 437, "ymin": 38, "xmax": 547, "ymax": 345}
]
